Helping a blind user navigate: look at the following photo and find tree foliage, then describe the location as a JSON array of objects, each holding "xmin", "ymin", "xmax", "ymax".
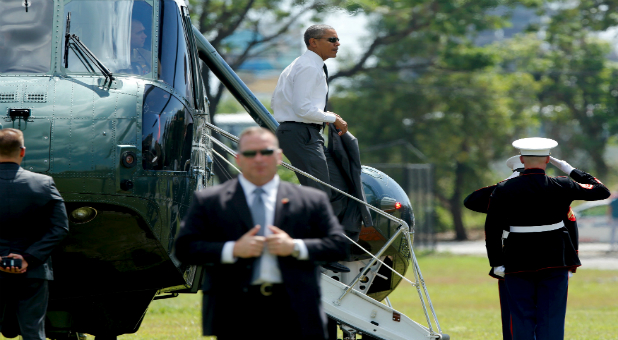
[
  {"xmin": 331, "ymin": 1, "xmax": 543, "ymax": 240},
  {"xmin": 190, "ymin": 0, "xmax": 618, "ymax": 239},
  {"xmin": 528, "ymin": 2, "xmax": 618, "ymax": 180}
]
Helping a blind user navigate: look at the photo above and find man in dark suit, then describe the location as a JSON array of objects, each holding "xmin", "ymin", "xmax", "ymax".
[
  {"xmin": 174, "ymin": 127, "xmax": 347, "ymax": 340},
  {"xmin": 485, "ymin": 137, "xmax": 610, "ymax": 340},
  {"xmin": 0, "ymin": 128, "xmax": 69, "ymax": 340}
]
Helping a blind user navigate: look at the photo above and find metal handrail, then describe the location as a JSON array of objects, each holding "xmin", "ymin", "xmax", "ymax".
[{"xmin": 203, "ymin": 121, "xmax": 408, "ymax": 225}]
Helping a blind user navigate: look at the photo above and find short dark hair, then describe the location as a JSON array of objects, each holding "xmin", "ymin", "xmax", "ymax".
[
  {"xmin": 0, "ymin": 128, "xmax": 24, "ymax": 157},
  {"xmin": 238, "ymin": 127, "xmax": 279, "ymax": 150},
  {"xmin": 304, "ymin": 24, "xmax": 335, "ymax": 47}
]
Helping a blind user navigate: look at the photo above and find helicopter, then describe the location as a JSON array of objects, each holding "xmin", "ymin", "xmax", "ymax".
[{"xmin": 0, "ymin": 0, "xmax": 447, "ymax": 338}]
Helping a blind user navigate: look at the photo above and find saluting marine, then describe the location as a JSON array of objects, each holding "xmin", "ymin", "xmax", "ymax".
[
  {"xmin": 484, "ymin": 137, "xmax": 610, "ymax": 340},
  {"xmin": 464, "ymin": 155, "xmax": 579, "ymax": 340}
]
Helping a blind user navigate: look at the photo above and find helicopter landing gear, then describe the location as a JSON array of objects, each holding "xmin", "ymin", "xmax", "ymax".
[
  {"xmin": 94, "ymin": 335, "xmax": 117, "ymax": 340},
  {"xmin": 50, "ymin": 332, "xmax": 85, "ymax": 340},
  {"xmin": 341, "ymin": 324, "xmax": 357, "ymax": 339}
]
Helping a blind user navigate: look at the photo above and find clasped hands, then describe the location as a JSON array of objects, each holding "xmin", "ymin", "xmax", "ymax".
[
  {"xmin": 0, "ymin": 254, "xmax": 28, "ymax": 274},
  {"xmin": 233, "ymin": 225, "xmax": 295, "ymax": 258}
]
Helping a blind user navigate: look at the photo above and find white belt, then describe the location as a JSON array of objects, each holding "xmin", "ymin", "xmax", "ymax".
[{"xmin": 510, "ymin": 221, "xmax": 564, "ymax": 233}]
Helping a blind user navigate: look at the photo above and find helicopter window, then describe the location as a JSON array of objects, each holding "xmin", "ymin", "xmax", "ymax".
[
  {"xmin": 142, "ymin": 85, "xmax": 194, "ymax": 171},
  {"xmin": 62, "ymin": 0, "xmax": 154, "ymax": 76},
  {"xmin": 0, "ymin": 0, "xmax": 53, "ymax": 74},
  {"xmin": 158, "ymin": 0, "xmax": 194, "ymax": 108}
]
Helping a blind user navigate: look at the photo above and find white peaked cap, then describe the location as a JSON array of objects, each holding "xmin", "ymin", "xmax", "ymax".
[
  {"xmin": 506, "ymin": 155, "xmax": 524, "ymax": 171},
  {"xmin": 512, "ymin": 137, "xmax": 558, "ymax": 156}
]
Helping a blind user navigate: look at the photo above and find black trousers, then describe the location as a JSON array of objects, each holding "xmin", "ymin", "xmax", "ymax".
[
  {"xmin": 213, "ymin": 285, "xmax": 324, "ymax": 340},
  {"xmin": 505, "ymin": 268, "xmax": 568, "ymax": 340},
  {"xmin": 0, "ymin": 277, "xmax": 48, "ymax": 340}
]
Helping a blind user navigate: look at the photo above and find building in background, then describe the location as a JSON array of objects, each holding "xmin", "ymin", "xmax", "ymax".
[{"xmin": 221, "ymin": 27, "xmax": 304, "ymax": 99}]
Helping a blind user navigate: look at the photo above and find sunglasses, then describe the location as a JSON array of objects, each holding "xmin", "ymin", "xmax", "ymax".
[
  {"xmin": 240, "ymin": 148, "xmax": 275, "ymax": 158},
  {"xmin": 316, "ymin": 37, "xmax": 339, "ymax": 43}
]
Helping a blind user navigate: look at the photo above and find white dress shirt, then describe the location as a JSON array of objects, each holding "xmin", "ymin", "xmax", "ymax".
[
  {"xmin": 221, "ymin": 175, "xmax": 308, "ymax": 284},
  {"xmin": 271, "ymin": 50, "xmax": 337, "ymax": 124}
]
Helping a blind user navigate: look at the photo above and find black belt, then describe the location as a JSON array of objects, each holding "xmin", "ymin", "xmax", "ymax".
[
  {"xmin": 280, "ymin": 121, "xmax": 322, "ymax": 131},
  {"xmin": 248, "ymin": 283, "xmax": 285, "ymax": 297}
]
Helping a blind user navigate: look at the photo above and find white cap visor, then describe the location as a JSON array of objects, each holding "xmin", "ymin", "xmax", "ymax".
[{"xmin": 506, "ymin": 155, "xmax": 524, "ymax": 170}]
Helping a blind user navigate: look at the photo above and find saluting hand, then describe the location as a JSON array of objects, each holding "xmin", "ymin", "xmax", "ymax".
[
  {"xmin": 549, "ymin": 156, "xmax": 575, "ymax": 175},
  {"xmin": 233, "ymin": 226, "xmax": 266, "ymax": 258},
  {"xmin": 266, "ymin": 226, "xmax": 295, "ymax": 256}
]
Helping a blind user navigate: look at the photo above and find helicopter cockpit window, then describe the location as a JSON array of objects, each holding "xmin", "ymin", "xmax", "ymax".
[
  {"xmin": 0, "ymin": 0, "xmax": 53, "ymax": 74},
  {"xmin": 158, "ymin": 0, "xmax": 194, "ymax": 107},
  {"xmin": 142, "ymin": 85, "xmax": 194, "ymax": 171},
  {"xmin": 62, "ymin": 0, "xmax": 154, "ymax": 76}
]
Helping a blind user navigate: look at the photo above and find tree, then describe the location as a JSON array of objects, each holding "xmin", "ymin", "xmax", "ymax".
[
  {"xmin": 527, "ymin": 3, "xmax": 618, "ymax": 180},
  {"xmin": 333, "ymin": 50, "xmax": 538, "ymax": 239},
  {"xmin": 190, "ymin": 0, "xmax": 547, "ymax": 239},
  {"xmin": 329, "ymin": 1, "xmax": 543, "ymax": 240}
]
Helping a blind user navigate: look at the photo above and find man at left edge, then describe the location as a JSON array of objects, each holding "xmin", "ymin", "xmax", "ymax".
[{"xmin": 0, "ymin": 128, "xmax": 69, "ymax": 340}]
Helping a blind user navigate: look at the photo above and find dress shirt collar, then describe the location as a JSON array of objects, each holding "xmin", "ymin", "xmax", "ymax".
[
  {"xmin": 303, "ymin": 49, "xmax": 325, "ymax": 68},
  {"xmin": 238, "ymin": 174, "xmax": 280, "ymax": 200}
]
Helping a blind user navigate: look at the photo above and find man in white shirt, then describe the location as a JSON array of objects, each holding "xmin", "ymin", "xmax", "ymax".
[
  {"xmin": 272, "ymin": 24, "xmax": 348, "ymax": 200},
  {"xmin": 174, "ymin": 127, "xmax": 347, "ymax": 340}
]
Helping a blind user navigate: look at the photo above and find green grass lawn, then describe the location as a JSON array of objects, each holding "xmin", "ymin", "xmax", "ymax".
[
  {"xmin": 386, "ymin": 253, "xmax": 618, "ymax": 340},
  {"xmin": 3, "ymin": 254, "xmax": 616, "ymax": 339}
]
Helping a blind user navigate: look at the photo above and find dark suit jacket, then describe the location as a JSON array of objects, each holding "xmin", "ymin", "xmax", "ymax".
[
  {"xmin": 0, "ymin": 163, "xmax": 69, "ymax": 280},
  {"xmin": 485, "ymin": 168, "xmax": 609, "ymax": 273},
  {"xmin": 327, "ymin": 125, "xmax": 373, "ymax": 231},
  {"xmin": 174, "ymin": 178, "xmax": 347, "ymax": 338}
]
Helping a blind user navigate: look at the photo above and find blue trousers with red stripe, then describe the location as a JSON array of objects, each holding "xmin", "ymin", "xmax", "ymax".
[
  {"xmin": 498, "ymin": 280, "xmax": 512, "ymax": 340},
  {"xmin": 505, "ymin": 268, "xmax": 569, "ymax": 340}
]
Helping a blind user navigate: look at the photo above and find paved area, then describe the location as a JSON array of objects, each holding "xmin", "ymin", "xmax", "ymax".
[{"xmin": 435, "ymin": 241, "xmax": 618, "ymax": 270}]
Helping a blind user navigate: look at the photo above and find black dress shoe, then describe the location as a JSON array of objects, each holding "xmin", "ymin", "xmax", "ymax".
[{"xmin": 322, "ymin": 262, "xmax": 350, "ymax": 273}]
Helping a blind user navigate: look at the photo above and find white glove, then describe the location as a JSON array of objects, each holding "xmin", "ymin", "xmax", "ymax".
[
  {"xmin": 504, "ymin": 171, "xmax": 520, "ymax": 181},
  {"xmin": 568, "ymin": 271, "xmax": 573, "ymax": 278},
  {"xmin": 493, "ymin": 266, "xmax": 505, "ymax": 278},
  {"xmin": 549, "ymin": 156, "xmax": 575, "ymax": 175}
]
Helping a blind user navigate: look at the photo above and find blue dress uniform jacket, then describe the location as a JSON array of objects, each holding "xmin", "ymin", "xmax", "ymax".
[
  {"xmin": 485, "ymin": 168, "xmax": 609, "ymax": 273},
  {"xmin": 465, "ymin": 178, "xmax": 580, "ymax": 276}
]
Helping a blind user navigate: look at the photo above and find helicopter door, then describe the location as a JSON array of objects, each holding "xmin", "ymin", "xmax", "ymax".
[{"xmin": 157, "ymin": 0, "xmax": 195, "ymax": 107}]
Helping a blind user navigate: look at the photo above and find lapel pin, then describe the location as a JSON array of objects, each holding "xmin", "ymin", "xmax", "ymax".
[{"xmin": 281, "ymin": 198, "xmax": 289, "ymax": 204}]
